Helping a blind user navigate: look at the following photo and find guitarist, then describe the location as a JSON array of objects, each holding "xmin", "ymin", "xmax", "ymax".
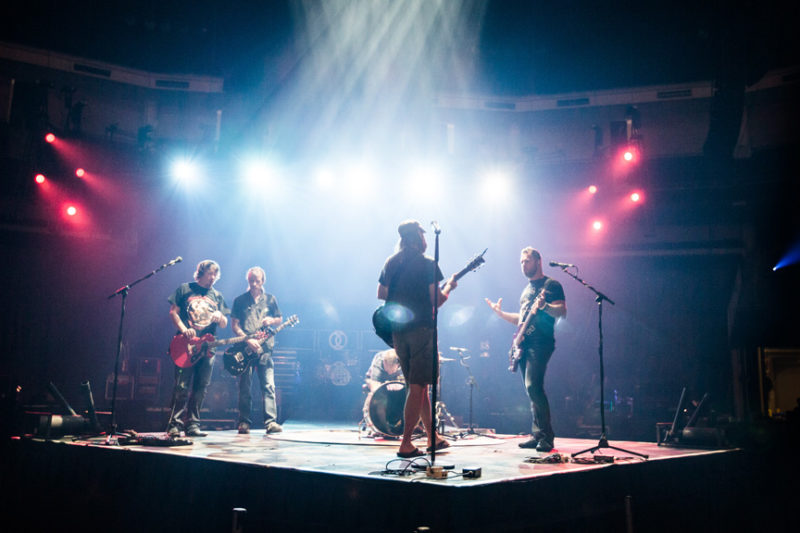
[
  {"xmin": 167, "ymin": 259, "xmax": 229, "ymax": 438},
  {"xmin": 377, "ymin": 219, "xmax": 457, "ymax": 458},
  {"xmin": 485, "ymin": 247, "xmax": 566, "ymax": 452},
  {"xmin": 230, "ymin": 267, "xmax": 283, "ymax": 435}
]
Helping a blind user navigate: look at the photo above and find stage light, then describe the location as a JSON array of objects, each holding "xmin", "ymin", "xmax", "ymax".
[
  {"xmin": 35, "ymin": 174, "xmax": 46, "ymax": 184},
  {"xmin": 75, "ymin": 168, "xmax": 85, "ymax": 178},
  {"xmin": 170, "ymin": 159, "xmax": 201, "ymax": 184},
  {"xmin": 481, "ymin": 170, "xmax": 511, "ymax": 203},
  {"xmin": 623, "ymin": 149, "xmax": 634, "ymax": 162},
  {"xmin": 241, "ymin": 158, "xmax": 275, "ymax": 186},
  {"xmin": 314, "ymin": 168, "xmax": 334, "ymax": 190},
  {"xmin": 592, "ymin": 219, "xmax": 603, "ymax": 231},
  {"xmin": 409, "ymin": 165, "xmax": 443, "ymax": 198},
  {"xmin": 45, "ymin": 133, "xmax": 56, "ymax": 143},
  {"xmin": 66, "ymin": 205, "xmax": 77, "ymax": 217},
  {"xmin": 588, "ymin": 185, "xmax": 598, "ymax": 194},
  {"xmin": 630, "ymin": 192, "xmax": 641, "ymax": 202}
]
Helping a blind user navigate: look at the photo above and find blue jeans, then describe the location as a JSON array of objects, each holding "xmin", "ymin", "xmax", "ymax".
[
  {"xmin": 520, "ymin": 344, "xmax": 555, "ymax": 443},
  {"xmin": 238, "ymin": 354, "xmax": 277, "ymax": 427},
  {"xmin": 168, "ymin": 354, "xmax": 214, "ymax": 431}
]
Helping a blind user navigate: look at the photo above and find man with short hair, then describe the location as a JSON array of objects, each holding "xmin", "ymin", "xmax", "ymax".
[
  {"xmin": 377, "ymin": 219, "xmax": 457, "ymax": 458},
  {"xmin": 167, "ymin": 259, "xmax": 229, "ymax": 438},
  {"xmin": 485, "ymin": 247, "xmax": 566, "ymax": 452},
  {"xmin": 231, "ymin": 267, "xmax": 283, "ymax": 435}
]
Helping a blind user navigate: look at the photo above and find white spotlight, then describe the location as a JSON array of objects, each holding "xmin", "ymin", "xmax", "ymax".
[
  {"xmin": 481, "ymin": 171, "xmax": 511, "ymax": 202},
  {"xmin": 171, "ymin": 159, "xmax": 201, "ymax": 184}
]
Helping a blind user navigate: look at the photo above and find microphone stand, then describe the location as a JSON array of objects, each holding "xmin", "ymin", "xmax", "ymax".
[
  {"xmin": 104, "ymin": 257, "xmax": 182, "ymax": 445},
  {"xmin": 430, "ymin": 222, "xmax": 442, "ymax": 465},
  {"xmin": 451, "ymin": 347, "xmax": 479, "ymax": 434},
  {"xmin": 555, "ymin": 265, "xmax": 647, "ymax": 459}
]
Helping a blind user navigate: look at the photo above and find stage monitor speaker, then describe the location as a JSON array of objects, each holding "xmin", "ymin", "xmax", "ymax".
[{"xmin": 759, "ymin": 347, "xmax": 800, "ymax": 417}]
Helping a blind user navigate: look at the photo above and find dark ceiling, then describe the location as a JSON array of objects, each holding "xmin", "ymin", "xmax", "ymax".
[{"xmin": 2, "ymin": 0, "xmax": 798, "ymax": 94}]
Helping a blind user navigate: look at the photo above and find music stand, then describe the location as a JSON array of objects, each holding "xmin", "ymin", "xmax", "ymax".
[
  {"xmin": 555, "ymin": 265, "xmax": 648, "ymax": 459},
  {"xmin": 105, "ymin": 257, "xmax": 182, "ymax": 445}
]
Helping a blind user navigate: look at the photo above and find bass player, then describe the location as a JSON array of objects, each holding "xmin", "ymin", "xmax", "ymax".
[{"xmin": 485, "ymin": 247, "xmax": 566, "ymax": 452}]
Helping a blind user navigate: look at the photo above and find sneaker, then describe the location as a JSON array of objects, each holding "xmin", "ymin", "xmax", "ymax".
[
  {"xmin": 518, "ymin": 437, "xmax": 539, "ymax": 449},
  {"xmin": 238, "ymin": 422, "xmax": 250, "ymax": 435},
  {"xmin": 536, "ymin": 440, "xmax": 554, "ymax": 452},
  {"xmin": 185, "ymin": 427, "xmax": 208, "ymax": 437},
  {"xmin": 167, "ymin": 426, "xmax": 181, "ymax": 438},
  {"xmin": 265, "ymin": 422, "xmax": 283, "ymax": 434}
]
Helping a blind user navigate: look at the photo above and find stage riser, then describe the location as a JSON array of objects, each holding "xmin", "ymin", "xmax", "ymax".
[{"xmin": 3, "ymin": 439, "xmax": 786, "ymax": 532}]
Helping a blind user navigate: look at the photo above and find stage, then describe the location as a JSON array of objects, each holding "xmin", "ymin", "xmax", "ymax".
[{"xmin": 3, "ymin": 421, "xmax": 789, "ymax": 532}]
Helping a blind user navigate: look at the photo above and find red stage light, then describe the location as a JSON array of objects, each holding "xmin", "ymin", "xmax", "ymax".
[
  {"xmin": 592, "ymin": 220, "xmax": 603, "ymax": 231},
  {"xmin": 630, "ymin": 192, "xmax": 641, "ymax": 202},
  {"xmin": 45, "ymin": 133, "xmax": 56, "ymax": 143},
  {"xmin": 35, "ymin": 174, "xmax": 46, "ymax": 184},
  {"xmin": 623, "ymin": 150, "xmax": 634, "ymax": 162},
  {"xmin": 588, "ymin": 185, "xmax": 598, "ymax": 194},
  {"xmin": 75, "ymin": 168, "xmax": 85, "ymax": 178},
  {"xmin": 66, "ymin": 205, "xmax": 77, "ymax": 216}
]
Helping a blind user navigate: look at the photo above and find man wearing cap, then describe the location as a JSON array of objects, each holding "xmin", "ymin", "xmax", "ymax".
[{"xmin": 377, "ymin": 219, "xmax": 457, "ymax": 458}]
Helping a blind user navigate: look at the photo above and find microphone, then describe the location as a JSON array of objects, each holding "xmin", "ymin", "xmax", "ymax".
[
  {"xmin": 166, "ymin": 256, "xmax": 182, "ymax": 267},
  {"xmin": 549, "ymin": 261, "xmax": 575, "ymax": 268},
  {"xmin": 430, "ymin": 221, "xmax": 441, "ymax": 233}
]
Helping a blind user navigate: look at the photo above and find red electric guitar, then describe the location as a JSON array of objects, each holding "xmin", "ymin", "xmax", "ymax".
[{"xmin": 169, "ymin": 330, "xmax": 266, "ymax": 369}]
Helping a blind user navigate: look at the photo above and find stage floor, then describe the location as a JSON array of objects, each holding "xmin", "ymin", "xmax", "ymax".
[{"xmin": 70, "ymin": 421, "xmax": 725, "ymax": 485}]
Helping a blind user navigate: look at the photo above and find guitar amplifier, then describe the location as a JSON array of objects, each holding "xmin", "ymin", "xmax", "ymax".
[{"xmin": 105, "ymin": 373, "xmax": 134, "ymax": 401}]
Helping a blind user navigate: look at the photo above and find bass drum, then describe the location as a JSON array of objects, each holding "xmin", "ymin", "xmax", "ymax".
[{"xmin": 363, "ymin": 381, "xmax": 407, "ymax": 438}]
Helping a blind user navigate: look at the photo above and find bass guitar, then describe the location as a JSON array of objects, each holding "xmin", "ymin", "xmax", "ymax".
[
  {"xmin": 508, "ymin": 287, "xmax": 547, "ymax": 372},
  {"xmin": 373, "ymin": 249, "xmax": 487, "ymax": 348},
  {"xmin": 223, "ymin": 315, "xmax": 299, "ymax": 376},
  {"xmin": 169, "ymin": 330, "xmax": 267, "ymax": 369}
]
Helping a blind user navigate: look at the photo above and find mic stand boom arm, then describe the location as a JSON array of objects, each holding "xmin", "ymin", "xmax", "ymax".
[
  {"xmin": 104, "ymin": 257, "xmax": 182, "ymax": 445},
  {"xmin": 555, "ymin": 266, "xmax": 647, "ymax": 459}
]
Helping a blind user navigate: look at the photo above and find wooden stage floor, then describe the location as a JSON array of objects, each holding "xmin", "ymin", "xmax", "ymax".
[{"xmin": 5, "ymin": 420, "xmax": 785, "ymax": 532}]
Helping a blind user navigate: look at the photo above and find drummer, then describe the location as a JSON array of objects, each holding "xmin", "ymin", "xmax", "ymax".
[{"xmin": 365, "ymin": 349, "xmax": 404, "ymax": 393}]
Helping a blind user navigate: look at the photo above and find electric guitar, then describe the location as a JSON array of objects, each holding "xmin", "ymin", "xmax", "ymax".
[
  {"xmin": 169, "ymin": 330, "xmax": 267, "ymax": 369},
  {"xmin": 373, "ymin": 249, "xmax": 487, "ymax": 348},
  {"xmin": 223, "ymin": 315, "xmax": 299, "ymax": 376},
  {"xmin": 508, "ymin": 287, "xmax": 547, "ymax": 373}
]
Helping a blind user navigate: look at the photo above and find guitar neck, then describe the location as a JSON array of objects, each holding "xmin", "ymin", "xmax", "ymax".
[{"xmin": 209, "ymin": 332, "xmax": 256, "ymax": 348}]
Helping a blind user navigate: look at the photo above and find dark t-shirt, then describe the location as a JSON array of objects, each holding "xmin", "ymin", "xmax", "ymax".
[
  {"xmin": 519, "ymin": 276, "xmax": 565, "ymax": 348},
  {"xmin": 379, "ymin": 248, "xmax": 444, "ymax": 329},
  {"xmin": 168, "ymin": 282, "xmax": 229, "ymax": 336},
  {"xmin": 231, "ymin": 291, "xmax": 281, "ymax": 351}
]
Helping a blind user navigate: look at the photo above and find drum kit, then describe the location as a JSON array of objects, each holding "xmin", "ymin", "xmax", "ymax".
[{"xmin": 360, "ymin": 352, "xmax": 460, "ymax": 439}]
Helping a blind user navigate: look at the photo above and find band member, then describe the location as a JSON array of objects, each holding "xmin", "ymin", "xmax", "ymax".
[
  {"xmin": 231, "ymin": 267, "xmax": 283, "ymax": 435},
  {"xmin": 485, "ymin": 247, "xmax": 566, "ymax": 451},
  {"xmin": 167, "ymin": 260, "xmax": 229, "ymax": 438},
  {"xmin": 377, "ymin": 219, "xmax": 457, "ymax": 458},
  {"xmin": 364, "ymin": 349, "xmax": 404, "ymax": 393}
]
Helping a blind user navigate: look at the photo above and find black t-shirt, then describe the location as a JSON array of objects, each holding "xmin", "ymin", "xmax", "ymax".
[
  {"xmin": 379, "ymin": 248, "xmax": 444, "ymax": 329},
  {"xmin": 519, "ymin": 276, "xmax": 565, "ymax": 347},
  {"xmin": 232, "ymin": 291, "xmax": 281, "ymax": 351},
  {"xmin": 168, "ymin": 282, "xmax": 229, "ymax": 336}
]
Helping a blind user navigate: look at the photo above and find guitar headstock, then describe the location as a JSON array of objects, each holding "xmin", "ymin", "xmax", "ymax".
[
  {"xmin": 466, "ymin": 248, "xmax": 487, "ymax": 272},
  {"xmin": 284, "ymin": 314, "xmax": 299, "ymax": 328}
]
